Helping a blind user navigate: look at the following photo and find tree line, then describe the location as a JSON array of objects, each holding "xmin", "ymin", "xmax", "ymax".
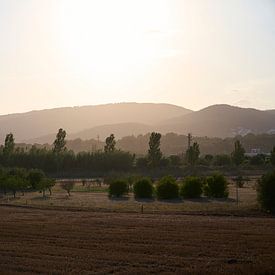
[{"xmin": 0, "ymin": 129, "xmax": 275, "ymax": 177}]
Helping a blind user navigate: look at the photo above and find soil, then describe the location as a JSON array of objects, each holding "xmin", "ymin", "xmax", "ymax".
[{"xmin": 0, "ymin": 206, "xmax": 274, "ymax": 274}]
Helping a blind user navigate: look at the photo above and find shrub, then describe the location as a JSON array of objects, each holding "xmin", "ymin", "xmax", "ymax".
[
  {"xmin": 156, "ymin": 176, "xmax": 179, "ymax": 200},
  {"xmin": 257, "ymin": 172, "xmax": 275, "ymax": 213},
  {"xmin": 60, "ymin": 181, "xmax": 75, "ymax": 196},
  {"xmin": 108, "ymin": 180, "xmax": 128, "ymax": 198},
  {"xmin": 133, "ymin": 178, "xmax": 153, "ymax": 199},
  {"xmin": 180, "ymin": 177, "xmax": 202, "ymax": 198},
  {"xmin": 203, "ymin": 174, "xmax": 229, "ymax": 198}
]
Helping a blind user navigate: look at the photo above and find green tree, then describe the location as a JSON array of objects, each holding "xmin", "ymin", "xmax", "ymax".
[
  {"xmin": 53, "ymin": 128, "xmax": 67, "ymax": 153},
  {"xmin": 60, "ymin": 181, "xmax": 75, "ymax": 196},
  {"xmin": 27, "ymin": 169, "xmax": 45, "ymax": 190},
  {"xmin": 3, "ymin": 133, "xmax": 15, "ymax": 155},
  {"xmin": 270, "ymin": 146, "xmax": 275, "ymax": 167},
  {"xmin": 231, "ymin": 140, "xmax": 245, "ymax": 166},
  {"xmin": 148, "ymin": 132, "xmax": 162, "ymax": 168},
  {"xmin": 37, "ymin": 178, "xmax": 55, "ymax": 197},
  {"xmin": 104, "ymin": 134, "xmax": 116, "ymax": 153},
  {"xmin": 186, "ymin": 142, "xmax": 200, "ymax": 166}
]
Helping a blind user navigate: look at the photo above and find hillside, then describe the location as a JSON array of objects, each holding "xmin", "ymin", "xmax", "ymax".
[
  {"xmin": 159, "ymin": 105, "xmax": 275, "ymax": 137},
  {"xmin": 0, "ymin": 103, "xmax": 191, "ymax": 143},
  {"xmin": 1, "ymin": 103, "xmax": 275, "ymax": 143}
]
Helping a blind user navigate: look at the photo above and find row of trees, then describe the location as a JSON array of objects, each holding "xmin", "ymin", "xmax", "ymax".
[
  {"xmin": 0, "ymin": 168, "xmax": 54, "ymax": 198},
  {"xmin": 1, "ymin": 130, "xmax": 275, "ymax": 177},
  {"xmin": 108, "ymin": 174, "xmax": 229, "ymax": 200}
]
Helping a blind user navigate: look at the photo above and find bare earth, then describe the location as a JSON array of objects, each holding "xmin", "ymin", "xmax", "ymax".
[{"xmin": 0, "ymin": 206, "xmax": 274, "ymax": 274}]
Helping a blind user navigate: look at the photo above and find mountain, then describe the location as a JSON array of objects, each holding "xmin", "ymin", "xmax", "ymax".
[
  {"xmin": 0, "ymin": 103, "xmax": 192, "ymax": 143},
  {"xmin": 1, "ymin": 103, "xmax": 275, "ymax": 143},
  {"xmin": 69, "ymin": 123, "xmax": 153, "ymax": 140},
  {"xmin": 159, "ymin": 104, "xmax": 275, "ymax": 137}
]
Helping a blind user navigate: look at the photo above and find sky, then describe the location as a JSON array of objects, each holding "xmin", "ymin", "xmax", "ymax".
[{"xmin": 0, "ymin": 0, "xmax": 275, "ymax": 115}]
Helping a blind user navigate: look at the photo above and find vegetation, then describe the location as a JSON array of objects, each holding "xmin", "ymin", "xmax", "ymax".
[
  {"xmin": 257, "ymin": 171, "xmax": 275, "ymax": 213},
  {"xmin": 53, "ymin": 128, "xmax": 67, "ymax": 154},
  {"xmin": 147, "ymin": 132, "xmax": 162, "ymax": 168},
  {"xmin": 270, "ymin": 146, "xmax": 275, "ymax": 167},
  {"xmin": 108, "ymin": 180, "xmax": 128, "ymax": 198},
  {"xmin": 60, "ymin": 181, "xmax": 75, "ymax": 196},
  {"xmin": 180, "ymin": 177, "xmax": 203, "ymax": 199},
  {"xmin": 203, "ymin": 174, "xmax": 229, "ymax": 198},
  {"xmin": 0, "ymin": 167, "xmax": 54, "ymax": 198},
  {"xmin": 3, "ymin": 133, "xmax": 15, "ymax": 156},
  {"xmin": 104, "ymin": 134, "xmax": 116, "ymax": 153},
  {"xmin": 133, "ymin": 178, "xmax": 154, "ymax": 199},
  {"xmin": 156, "ymin": 176, "xmax": 179, "ymax": 200},
  {"xmin": 186, "ymin": 142, "xmax": 200, "ymax": 166},
  {"xmin": 231, "ymin": 140, "xmax": 245, "ymax": 166}
]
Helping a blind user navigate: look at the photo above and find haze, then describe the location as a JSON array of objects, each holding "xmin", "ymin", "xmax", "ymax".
[{"xmin": 0, "ymin": 0, "xmax": 275, "ymax": 115}]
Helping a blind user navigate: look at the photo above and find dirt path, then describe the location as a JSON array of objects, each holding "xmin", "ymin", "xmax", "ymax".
[{"xmin": 0, "ymin": 206, "xmax": 274, "ymax": 274}]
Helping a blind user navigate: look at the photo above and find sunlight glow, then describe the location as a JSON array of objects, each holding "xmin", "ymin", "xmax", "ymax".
[{"xmin": 55, "ymin": 0, "xmax": 173, "ymax": 77}]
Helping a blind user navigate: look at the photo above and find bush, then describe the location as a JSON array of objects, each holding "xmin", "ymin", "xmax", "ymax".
[
  {"xmin": 156, "ymin": 176, "xmax": 179, "ymax": 200},
  {"xmin": 257, "ymin": 172, "xmax": 275, "ymax": 213},
  {"xmin": 203, "ymin": 174, "xmax": 229, "ymax": 198},
  {"xmin": 60, "ymin": 181, "xmax": 75, "ymax": 196},
  {"xmin": 133, "ymin": 178, "xmax": 153, "ymax": 199},
  {"xmin": 108, "ymin": 180, "xmax": 128, "ymax": 198},
  {"xmin": 180, "ymin": 177, "xmax": 202, "ymax": 198}
]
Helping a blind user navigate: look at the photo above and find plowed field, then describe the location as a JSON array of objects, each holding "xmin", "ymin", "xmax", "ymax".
[{"xmin": 0, "ymin": 206, "xmax": 274, "ymax": 274}]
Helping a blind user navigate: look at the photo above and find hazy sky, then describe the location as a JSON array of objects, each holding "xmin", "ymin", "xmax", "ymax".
[{"xmin": 0, "ymin": 0, "xmax": 275, "ymax": 114}]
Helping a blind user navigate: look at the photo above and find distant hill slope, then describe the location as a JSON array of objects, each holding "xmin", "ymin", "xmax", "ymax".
[
  {"xmin": 2, "ymin": 103, "xmax": 275, "ymax": 143},
  {"xmin": 0, "ymin": 103, "xmax": 192, "ymax": 143},
  {"xmin": 159, "ymin": 104, "xmax": 275, "ymax": 137},
  {"xmin": 69, "ymin": 123, "xmax": 153, "ymax": 140}
]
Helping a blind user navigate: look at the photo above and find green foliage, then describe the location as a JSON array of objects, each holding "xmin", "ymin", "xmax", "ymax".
[
  {"xmin": 133, "ymin": 178, "xmax": 153, "ymax": 198},
  {"xmin": 27, "ymin": 169, "xmax": 45, "ymax": 189},
  {"xmin": 37, "ymin": 178, "xmax": 55, "ymax": 197},
  {"xmin": 3, "ymin": 133, "xmax": 15, "ymax": 155},
  {"xmin": 203, "ymin": 174, "xmax": 229, "ymax": 198},
  {"xmin": 53, "ymin": 128, "xmax": 67, "ymax": 154},
  {"xmin": 5, "ymin": 176, "xmax": 29, "ymax": 198},
  {"xmin": 104, "ymin": 134, "xmax": 116, "ymax": 153},
  {"xmin": 270, "ymin": 147, "xmax": 275, "ymax": 167},
  {"xmin": 249, "ymin": 154, "xmax": 265, "ymax": 166},
  {"xmin": 148, "ymin": 132, "xmax": 162, "ymax": 168},
  {"xmin": 108, "ymin": 180, "xmax": 128, "ymax": 197},
  {"xmin": 213, "ymin": 154, "xmax": 232, "ymax": 166},
  {"xmin": 231, "ymin": 140, "xmax": 245, "ymax": 166},
  {"xmin": 180, "ymin": 177, "xmax": 203, "ymax": 198},
  {"xmin": 186, "ymin": 142, "xmax": 200, "ymax": 166},
  {"xmin": 0, "ymin": 147, "xmax": 134, "ymax": 175},
  {"xmin": 136, "ymin": 157, "xmax": 148, "ymax": 169},
  {"xmin": 156, "ymin": 176, "xmax": 179, "ymax": 200},
  {"xmin": 168, "ymin": 155, "xmax": 182, "ymax": 167},
  {"xmin": 257, "ymin": 171, "xmax": 275, "ymax": 213},
  {"xmin": 60, "ymin": 181, "xmax": 75, "ymax": 196}
]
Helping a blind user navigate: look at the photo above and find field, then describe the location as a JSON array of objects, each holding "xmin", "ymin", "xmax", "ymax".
[
  {"xmin": 0, "ymin": 178, "xmax": 261, "ymax": 215},
  {"xmin": 0, "ymin": 206, "xmax": 274, "ymax": 274}
]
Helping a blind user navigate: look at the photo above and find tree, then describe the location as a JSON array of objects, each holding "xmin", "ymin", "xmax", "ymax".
[
  {"xmin": 104, "ymin": 134, "xmax": 116, "ymax": 153},
  {"xmin": 148, "ymin": 132, "xmax": 162, "ymax": 168},
  {"xmin": 3, "ymin": 133, "xmax": 15, "ymax": 155},
  {"xmin": 270, "ymin": 146, "xmax": 275, "ymax": 167},
  {"xmin": 60, "ymin": 181, "xmax": 75, "ymax": 196},
  {"xmin": 28, "ymin": 169, "xmax": 45, "ymax": 190},
  {"xmin": 53, "ymin": 128, "xmax": 67, "ymax": 153},
  {"xmin": 37, "ymin": 178, "xmax": 55, "ymax": 197},
  {"xmin": 186, "ymin": 142, "xmax": 200, "ymax": 166},
  {"xmin": 231, "ymin": 140, "xmax": 245, "ymax": 166}
]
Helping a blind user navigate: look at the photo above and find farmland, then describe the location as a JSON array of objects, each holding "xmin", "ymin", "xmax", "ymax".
[
  {"xmin": 0, "ymin": 178, "xmax": 261, "ymax": 215},
  {"xmin": 0, "ymin": 206, "xmax": 274, "ymax": 274}
]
